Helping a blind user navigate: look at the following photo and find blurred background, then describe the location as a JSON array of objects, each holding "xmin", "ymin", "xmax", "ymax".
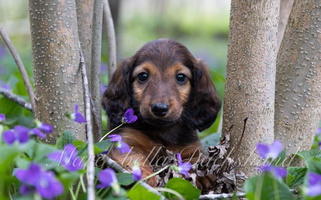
[{"xmin": 0, "ymin": 0, "xmax": 230, "ymax": 141}]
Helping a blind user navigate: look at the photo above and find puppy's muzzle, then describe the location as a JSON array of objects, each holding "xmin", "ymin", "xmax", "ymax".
[{"xmin": 151, "ymin": 103, "xmax": 169, "ymax": 117}]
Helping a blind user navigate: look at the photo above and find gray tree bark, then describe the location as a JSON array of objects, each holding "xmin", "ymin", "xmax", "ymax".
[
  {"xmin": 90, "ymin": 0, "xmax": 104, "ymax": 140},
  {"xmin": 29, "ymin": 0, "xmax": 86, "ymax": 143},
  {"xmin": 277, "ymin": 0, "xmax": 294, "ymax": 50},
  {"xmin": 275, "ymin": 0, "xmax": 321, "ymax": 158},
  {"xmin": 76, "ymin": 0, "xmax": 93, "ymax": 88},
  {"xmin": 223, "ymin": 0, "xmax": 279, "ymax": 176}
]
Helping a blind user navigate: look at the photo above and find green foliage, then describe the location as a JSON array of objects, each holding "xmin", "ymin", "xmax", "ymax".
[
  {"xmin": 286, "ymin": 167, "xmax": 307, "ymax": 188},
  {"xmin": 56, "ymin": 130, "xmax": 77, "ymax": 149},
  {"xmin": 244, "ymin": 174, "xmax": 296, "ymax": 200},
  {"xmin": 164, "ymin": 178, "xmax": 201, "ymax": 200},
  {"xmin": 117, "ymin": 173, "xmax": 135, "ymax": 186},
  {"xmin": 296, "ymin": 150, "xmax": 321, "ymax": 163},
  {"xmin": 94, "ymin": 139, "xmax": 112, "ymax": 154},
  {"xmin": 244, "ymin": 133, "xmax": 321, "ymax": 200},
  {"xmin": 0, "ymin": 43, "xmax": 33, "ymax": 128},
  {"xmin": 127, "ymin": 184, "xmax": 161, "ymax": 200}
]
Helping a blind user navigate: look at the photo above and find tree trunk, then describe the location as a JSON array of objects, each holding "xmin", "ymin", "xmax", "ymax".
[
  {"xmin": 277, "ymin": 0, "xmax": 294, "ymax": 50},
  {"xmin": 275, "ymin": 0, "xmax": 321, "ymax": 159},
  {"xmin": 223, "ymin": 0, "xmax": 279, "ymax": 176},
  {"xmin": 29, "ymin": 0, "xmax": 86, "ymax": 143},
  {"xmin": 76, "ymin": 0, "xmax": 93, "ymax": 88}
]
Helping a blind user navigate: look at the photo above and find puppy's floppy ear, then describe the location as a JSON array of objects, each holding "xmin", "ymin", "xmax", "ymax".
[
  {"xmin": 102, "ymin": 59, "xmax": 133, "ymax": 128},
  {"xmin": 187, "ymin": 60, "xmax": 221, "ymax": 132}
]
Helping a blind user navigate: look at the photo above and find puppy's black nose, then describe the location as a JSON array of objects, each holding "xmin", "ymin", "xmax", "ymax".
[{"xmin": 151, "ymin": 103, "xmax": 169, "ymax": 117}]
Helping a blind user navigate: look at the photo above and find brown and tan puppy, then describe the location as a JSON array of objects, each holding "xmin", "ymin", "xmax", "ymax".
[{"xmin": 102, "ymin": 38, "xmax": 221, "ymax": 188}]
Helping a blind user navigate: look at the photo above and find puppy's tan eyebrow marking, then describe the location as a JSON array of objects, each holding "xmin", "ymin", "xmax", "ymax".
[
  {"xmin": 167, "ymin": 63, "xmax": 192, "ymax": 79},
  {"xmin": 132, "ymin": 62, "xmax": 158, "ymax": 77}
]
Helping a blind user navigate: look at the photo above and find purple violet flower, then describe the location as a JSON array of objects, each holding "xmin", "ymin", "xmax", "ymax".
[
  {"xmin": 15, "ymin": 163, "xmax": 64, "ymax": 199},
  {"xmin": 29, "ymin": 120, "xmax": 54, "ymax": 138},
  {"xmin": 3, "ymin": 125, "xmax": 29, "ymax": 145},
  {"xmin": 100, "ymin": 62, "xmax": 107, "ymax": 74},
  {"xmin": 36, "ymin": 120, "xmax": 53, "ymax": 133},
  {"xmin": 108, "ymin": 134, "xmax": 130, "ymax": 154},
  {"xmin": 0, "ymin": 83, "xmax": 10, "ymax": 91},
  {"xmin": 19, "ymin": 184, "xmax": 35, "ymax": 195},
  {"xmin": 122, "ymin": 108, "xmax": 138, "ymax": 124},
  {"xmin": 97, "ymin": 168, "xmax": 120, "ymax": 194},
  {"xmin": 171, "ymin": 153, "xmax": 192, "ymax": 177},
  {"xmin": 305, "ymin": 172, "xmax": 321, "ymax": 197},
  {"xmin": 132, "ymin": 162, "xmax": 142, "ymax": 181},
  {"xmin": 101, "ymin": 84, "xmax": 108, "ymax": 95},
  {"xmin": 47, "ymin": 144, "xmax": 84, "ymax": 172},
  {"xmin": 0, "ymin": 45, "xmax": 6, "ymax": 58},
  {"xmin": 70, "ymin": 104, "xmax": 86, "ymax": 123},
  {"xmin": 0, "ymin": 113, "xmax": 5, "ymax": 123},
  {"xmin": 256, "ymin": 140, "xmax": 283, "ymax": 160},
  {"xmin": 316, "ymin": 128, "xmax": 321, "ymax": 135},
  {"xmin": 30, "ymin": 128, "xmax": 46, "ymax": 138},
  {"xmin": 259, "ymin": 165, "xmax": 287, "ymax": 178}
]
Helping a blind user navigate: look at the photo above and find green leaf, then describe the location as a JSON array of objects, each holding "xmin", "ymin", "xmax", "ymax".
[
  {"xmin": 286, "ymin": 167, "xmax": 307, "ymax": 188},
  {"xmin": 14, "ymin": 156, "xmax": 31, "ymax": 169},
  {"xmin": 56, "ymin": 130, "xmax": 76, "ymax": 149},
  {"xmin": 127, "ymin": 184, "xmax": 161, "ymax": 200},
  {"xmin": 244, "ymin": 174, "xmax": 296, "ymax": 200},
  {"xmin": 116, "ymin": 173, "xmax": 135, "ymax": 186},
  {"xmin": 33, "ymin": 142, "xmax": 58, "ymax": 161},
  {"xmin": 306, "ymin": 158, "xmax": 321, "ymax": 174},
  {"xmin": 10, "ymin": 195, "xmax": 35, "ymax": 200},
  {"xmin": 0, "ymin": 97, "xmax": 22, "ymax": 124},
  {"xmin": 0, "ymin": 145, "xmax": 20, "ymax": 171},
  {"xmin": 103, "ymin": 194, "xmax": 127, "ymax": 200},
  {"xmin": 211, "ymin": 70, "xmax": 226, "ymax": 83},
  {"xmin": 58, "ymin": 172, "xmax": 81, "ymax": 188},
  {"xmin": 164, "ymin": 178, "xmax": 201, "ymax": 200},
  {"xmin": 73, "ymin": 140, "xmax": 87, "ymax": 149},
  {"xmin": 296, "ymin": 149, "xmax": 321, "ymax": 162},
  {"xmin": 94, "ymin": 140, "xmax": 112, "ymax": 154}
]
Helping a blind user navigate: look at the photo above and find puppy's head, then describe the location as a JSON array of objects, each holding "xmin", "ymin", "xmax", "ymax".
[{"xmin": 103, "ymin": 39, "xmax": 221, "ymax": 131}]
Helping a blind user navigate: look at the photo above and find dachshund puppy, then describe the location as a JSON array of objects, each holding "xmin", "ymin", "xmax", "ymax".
[{"xmin": 102, "ymin": 39, "xmax": 221, "ymax": 188}]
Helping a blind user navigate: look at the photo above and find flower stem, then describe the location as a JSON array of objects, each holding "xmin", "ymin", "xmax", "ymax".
[
  {"xmin": 154, "ymin": 187, "xmax": 184, "ymax": 200},
  {"xmin": 74, "ymin": 174, "xmax": 84, "ymax": 199},
  {"xmin": 69, "ymin": 186, "xmax": 77, "ymax": 200},
  {"xmin": 99, "ymin": 187, "xmax": 110, "ymax": 198},
  {"xmin": 99, "ymin": 122, "xmax": 124, "ymax": 142},
  {"xmin": 80, "ymin": 174, "xmax": 87, "ymax": 193},
  {"xmin": 133, "ymin": 165, "xmax": 170, "ymax": 189}
]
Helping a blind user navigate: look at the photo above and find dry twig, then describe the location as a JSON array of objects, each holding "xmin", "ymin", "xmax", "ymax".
[
  {"xmin": 79, "ymin": 48, "xmax": 95, "ymax": 200},
  {"xmin": 0, "ymin": 88, "xmax": 32, "ymax": 111},
  {"xmin": 91, "ymin": 0, "xmax": 103, "ymax": 139}
]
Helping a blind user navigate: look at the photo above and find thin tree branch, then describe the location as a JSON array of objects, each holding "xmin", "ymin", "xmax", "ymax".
[
  {"xmin": 199, "ymin": 192, "xmax": 246, "ymax": 200},
  {"xmin": 0, "ymin": 88, "xmax": 32, "ymax": 111},
  {"xmin": 0, "ymin": 25, "xmax": 35, "ymax": 112},
  {"xmin": 91, "ymin": 0, "xmax": 103, "ymax": 140},
  {"xmin": 79, "ymin": 47, "xmax": 95, "ymax": 200},
  {"xmin": 103, "ymin": 0, "xmax": 117, "ymax": 81}
]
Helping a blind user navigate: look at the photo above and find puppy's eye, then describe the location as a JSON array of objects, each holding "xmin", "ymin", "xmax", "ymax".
[
  {"xmin": 137, "ymin": 72, "xmax": 148, "ymax": 83},
  {"xmin": 176, "ymin": 74, "xmax": 187, "ymax": 84}
]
